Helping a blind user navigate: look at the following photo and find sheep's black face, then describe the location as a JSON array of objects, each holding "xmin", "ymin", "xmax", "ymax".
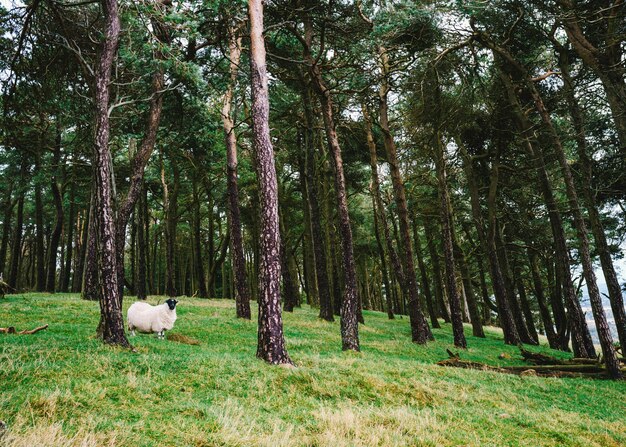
[{"xmin": 166, "ymin": 298, "xmax": 178, "ymax": 310}]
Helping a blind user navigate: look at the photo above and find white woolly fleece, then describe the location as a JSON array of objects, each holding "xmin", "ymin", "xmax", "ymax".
[{"xmin": 127, "ymin": 302, "xmax": 177, "ymax": 334}]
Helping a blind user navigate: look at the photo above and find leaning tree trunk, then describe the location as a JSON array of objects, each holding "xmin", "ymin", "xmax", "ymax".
[
  {"xmin": 556, "ymin": 47, "xmax": 626, "ymax": 352},
  {"xmin": 527, "ymin": 249, "xmax": 559, "ymax": 349},
  {"xmin": 222, "ymin": 22, "xmax": 251, "ymax": 318},
  {"xmin": 93, "ymin": 0, "xmax": 129, "ymax": 347},
  {"xmin": 249, "ymin": 0, "xmax": 292, "ymax": 365},
  {"xmin": 433, "ymin": 134, "xmax": 466, "ymax": 348},
  {"xmin": 526, "ymin": 76, "xmax": 622, "ymax": 379},
  {"xmin": 497, "ymin": 67, "xmax": 593, "ymax": 354},
  {"xmin": 413, "ymin": 221, "xmax": 439, "ymax": 328}
]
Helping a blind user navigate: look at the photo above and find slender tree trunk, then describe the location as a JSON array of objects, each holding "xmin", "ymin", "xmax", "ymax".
[
  {"xmin": 413, "ymin": 221, "xmax": 439, "ymax": 328},
  {"xmin": 514, "ymin": 268, "xmax": 539, "ymax": 343},
  {"xmin": 453, "ymin": 237, "xmax": 485, "ymax": 338},
  {"xmin": 0, "ymin": 183, "xmax": 15, "ymax": 278},
  {"xmin": 136, "ymin": 182, "xmax": 147, "ymax": 300},
  {"xmin": 527, "ymin": 249, "xmax": 559, "ymax": 349},
  {"xmin": 161, "ymin": 153, "xmax": 179, "ymax": 298},
  {"xmin": 249, "ymin": 0, "xmax": 292, "ymax": 364},
  {"xmin": 495, "ymin": 224, "xmax": 537, "ymax": 345},
  {"xmin": 526, "ymin": 76, "xmax": 622, "ymax": 378},
  {"xmin": 433, "ymin": 135, "xmax": 466, "ymax": 348},
  {"xmin": 556, "ymin": 47, "xmax": 626, "ymax": 352},
  {"xmin": 378, "ymin": 48, "xmax": 432, "ymax": 344},
  {"xmin": 8, "ymin": 162, "xmax": 26, "ymax": 291},
  {"xmin": 424, "ymin": 218, "xmax": 451, "ymax": 323},
  {"xmin": 457, "ymin": 139, "xmax": 519, "ymax": 342},
  {"xmin": 115, "ymin": 0, "xmax": 170, "ymax": 301},
  {"xmin": 46, "ymin": 127, "xmax": 64, "ymax": 293},
  {"xmin": 303, "ymin": 88, "xmax": 333, "ymax": 321},
  {"xmin": 497, "ymin": 68, "xmax": 594, "ymax": 353},
  {"xmin": 280, "ymin": 214, "xmax": 299, "ymax": 312},
  {"xmin": 34, "ymin": 155, "xmax": 46, "ymax": 292},
  {"xmin": 82, "ymin": 189, "xmax": 98, "ymax": 300},
  {"xmin": 61, "ymin": 179, "xmax": 75, "ymax": 292},
  {"xmin": 223, "ymin": 22, "xmax": 251, "ymax": 318},
  {"xmin": 93, "ymin": 0, "xmax": 129, "ymax": 347},
  {"xmin": 191, "ymin": 179, "xmax": 208, "ymax": 298}
]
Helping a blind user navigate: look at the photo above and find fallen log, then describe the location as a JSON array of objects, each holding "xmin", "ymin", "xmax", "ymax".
[
  {"xmin": 1, "ymin": 324, "xmax": 48, "ymax": 335},
  {"xmin": 518, "ymin": 346, "xmax": 566, "ymax": 365}
]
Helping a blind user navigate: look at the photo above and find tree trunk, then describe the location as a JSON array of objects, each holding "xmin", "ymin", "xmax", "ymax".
[
  {"xmin": 46, "ymin": 126, "xmax": 64, "ymax": 293},
  {"xmin": 136, "ymin": 182, "xmax": 147, "ymax": 300},
  {"xmin": 424, "ymin": 218, "xmax": 451, "ymax": 323},
  {"xmin": 433, "ymin": 135, "xmax": 466, "ymax": 348},
  {"xmin": 303, "ymin": 88, "xmax": 333, "ymax": 321},
  {"xmin": 34, "ymin": 155, "xmax": 46, "ymax": 292},
  {"xmin": 7, "ymin": 161, "xmax": 26, "ymax": 292},
  {"xmin": 82, "ymin": 189, "xmax": 98, "ymax": 300},
  {"xmin": 413, "ymin": 221, "xmax": 439, "ymax": 327},
  {"xmin": 115, "ymin": 0, "xmax": 170, "ymax": 301},
  {"xmin": 249, "ymin": 0, "xmax": 292, "ymax": 365},
  {"xmin": 527, "ymin": 249, "xmax": 559, "ymax": 349},
  {"xmin": 61, "ymin": 179, "xmax": 75, "ymax": 292},
  {"xmin": 161, "ymin": 152, "xmax": 179, "ymax": 298},
  {"xmin": 362, "ymin": 103, "xmax": 396, "ymax": 320},
  {"xmin": 556, "ymin": 46, "xmax": 626, "ymax": 352},
  {"xmin": 378, "ymin": 47, "xmax": 432, "ymax": 344},
  {"xmin": 223, "ymin": 22, "xmax": 251, "ymax": 318},
  {"xmin": 93, "ymin": 0, "xmax": 129, "ymax": 347},
  {"xmin": 457, "ymin": 138, "xmax": 519, "ymax": 342},
  {"xmin": 191, "ymin": 179, "xmax": 208, "ymax": 298},
  {"xmin": 526, "ymin": 74, "xmax": 622, "ymax": 379},
  {"xmin": 0, "ymin": 183, "xmax": 16, "ymax": 278}
]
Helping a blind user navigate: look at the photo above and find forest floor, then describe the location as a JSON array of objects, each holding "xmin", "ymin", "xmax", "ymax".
[{"xmin": 1, "ymin": 293, "xmax": 625, "ymax": 447}]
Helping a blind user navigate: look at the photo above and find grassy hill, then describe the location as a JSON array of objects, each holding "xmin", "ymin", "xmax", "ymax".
[{"xmin": 1, "ymin": 293, "xmax": 624, "ymax": 447}]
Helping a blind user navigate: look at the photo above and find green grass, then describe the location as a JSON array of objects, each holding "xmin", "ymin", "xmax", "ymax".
[{"xmin": 1, "ymin": 293, "xmax": 624, "ymax": 447}]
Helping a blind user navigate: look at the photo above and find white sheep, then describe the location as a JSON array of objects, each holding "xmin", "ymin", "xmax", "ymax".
[{"xmin": 127, "ymin": 298, "xmax": 178, "ymax": 339}]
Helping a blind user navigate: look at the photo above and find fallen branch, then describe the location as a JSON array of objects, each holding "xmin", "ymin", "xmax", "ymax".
[{"xmin": 1, "ymin": 324, "xmax": 48, "ymax": 335}]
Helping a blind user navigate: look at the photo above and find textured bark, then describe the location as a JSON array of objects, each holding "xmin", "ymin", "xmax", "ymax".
[
  {"xmin": 301, "ymin": 33, "xmax": 359, "ymax": 351},
  {"xmin": 81, "ymin": 190, "xmax": 98, "ymax": 300},
  {"xmin": 46, "ymin": 129, "xmax": 63, "ymax": 293},
  {"xmin": 249, "ymin": 0, "xmax": 292, "ymax": 365},
  {"xmin": 378, "ymin": 48, "xmax": 432, "ymax": 344},
  {"xmin": 434, "ymin": 136, "xmax": 466, "ymax": 348},
  {"xmin": 303, "ymin": 89, "xmax": 333, "ymax": 321},
  {"xmin": 223, "ymin": 22, "xmax": 250, "ymax": 317},
  {"xmin": 93, "ymin": 0, "xmax": 129, "ymax": 347},
  {"xmin": 514, "ymin": 269, "xmax": 539, "ymax": 343},
  {"xmin": 556, "ymin": 47, "xmax": 626, "ymax": 352}
]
